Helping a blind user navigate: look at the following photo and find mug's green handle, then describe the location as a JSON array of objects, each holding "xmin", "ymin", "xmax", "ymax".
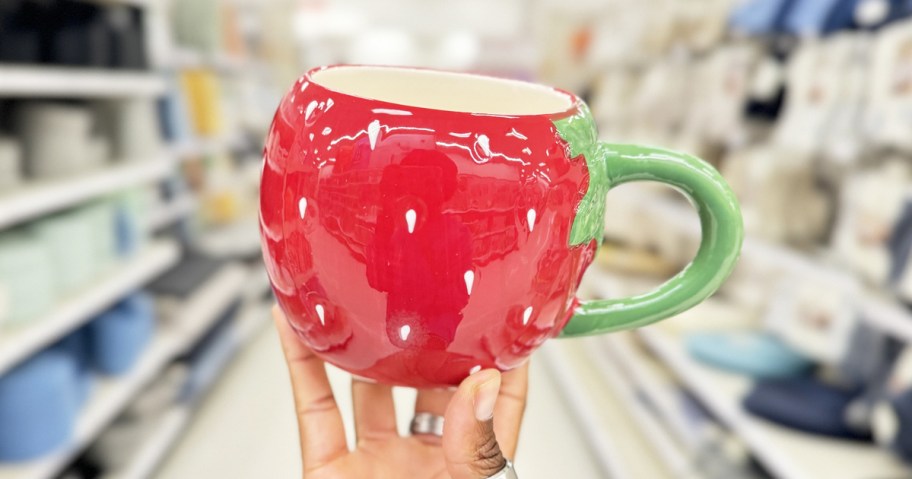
[{"xmin": 559, "ymin": 143, "xmax": 743, "ymax": 338}]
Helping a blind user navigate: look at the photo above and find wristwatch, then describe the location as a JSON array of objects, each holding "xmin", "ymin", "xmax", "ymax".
[{"xmin": 487, "ymin": 460, "xmax": 518, "ymax": 479}]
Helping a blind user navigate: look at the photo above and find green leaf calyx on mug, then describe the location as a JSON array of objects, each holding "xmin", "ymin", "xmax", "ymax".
[{"xmin": 552, "ymin": 103, "xmax": 609, "ymax": 247}]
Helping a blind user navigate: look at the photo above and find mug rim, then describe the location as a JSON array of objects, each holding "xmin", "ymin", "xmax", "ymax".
[{"xmin": 303, "ymin": 64, "xmax": 582, "ymax": 118}]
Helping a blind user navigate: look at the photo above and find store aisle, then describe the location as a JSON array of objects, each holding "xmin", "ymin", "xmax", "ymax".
[{"xmin": 155, "ymin": 318, "xmax": 603, "ymax": 479}]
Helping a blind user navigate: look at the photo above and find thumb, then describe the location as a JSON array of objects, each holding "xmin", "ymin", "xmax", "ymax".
[{"xmin": 442, "ymin": 369, "xmax": 507, "ymax": 479}]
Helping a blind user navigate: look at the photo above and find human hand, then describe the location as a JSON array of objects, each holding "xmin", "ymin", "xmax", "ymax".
[{"xmin": 273, "ymin": 306, "xmax": 529, "ymax": 478}]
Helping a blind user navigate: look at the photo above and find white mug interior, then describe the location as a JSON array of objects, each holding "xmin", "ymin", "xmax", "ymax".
[{"xmin": 310, "ymin": 65, "xmax": 574, "ymax": 116}]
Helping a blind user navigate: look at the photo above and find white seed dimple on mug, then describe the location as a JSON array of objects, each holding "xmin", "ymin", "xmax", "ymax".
[
  {"xmin": 300, "ymin": 81, "xmax": 309, "ymax": 92},
  {"xmin": 522, "ymin": 306, "xmax": 533, "ymax": 325},
  {"xmin": 523, "ymin": 147, "xmax": 532, "ymax": 155},
  {"xmin": 305, "ymin": 101, "xmax": 319, "ymax": 120},
  {"xmin": 469, "ymin": 365, "xmax": 482, "ymax": 375},
  {"xmin": 464, "ymin": 270, "xmax": 475, "ymax": 295},
  {"xmin": 325, "ymin": 98, "xmax": 334, "ymax": 111},
  {"xmin": 405, "ymin": 209, "xmax": 417, "ymax": 233},
  {"xmin": 477, "ymin": 134, "xmax": 492, "ymax": 157},
  {"xmin": 368, "ymin": 120, "xmax": 381, "ymax": 150},
  {"xmin": 315, "ymin": 304, "xmax": 325, "ymax": 325},
  {"xmin": 309, "ymin": 133, "xmax": 314, "ymax": 141},
  {"xmin": 507, "ymin": 127, "xmax": 527, "ymax": 140},
  {"xmin": 399, "ymin": 324, "xmax": 411, "ymax": 341},
  {"xmin": 322, "ymin": 127, "xmax": 332, "ymax": 136},
  {"xmin": 298, "ymin": 197, "xmax": 308, "ymax": 219},
  {"xmin": 527, "ymin": 208, "xmax": 536, "ymax": 232}
]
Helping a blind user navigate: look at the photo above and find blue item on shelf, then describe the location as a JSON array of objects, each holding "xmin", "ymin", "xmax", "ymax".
[
  {"xmin": 87, "ymin": 293, "xmax": 155, "ymax": 376},
  {"xmin": 0, "ymin": 351, "xmax": 79, "ymax": 462},
  {"xmin": 180, "ymin": 298, "xmax": 242, "ymax": 403},
  {"xmin": 51, "ymin": 328, "xmax": 93, "ymax": 408},
  {"xmin": 158, "ymin": 75, "xmax": 193, "ymax": 144},
  {"xmin": 744, "ymin": 377, "xmax": 872, "ymax": 440},
  {"xmin": 729, "ymin": 0, "xmax": 798, "ymax": 35},
  {"xmin": 686, "ymin": 331, "xmax": 814, "ymax": 378},
  {"xmin": 887, "ymin": 387, "xmax": 912, "ymax": 462},
  {"xmin": 115, "ymin": 205, "xmax": 140, "ymax": 257},
  {"xmin": 784, "ymin": 0, "xmax": 845, "ymax": 35}
]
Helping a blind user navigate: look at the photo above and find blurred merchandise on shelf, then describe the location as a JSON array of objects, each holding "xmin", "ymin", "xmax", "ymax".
[
  {"xmin": 0, "ymin": 350, "xmax": 78, "ymax": 462},
  {"xmin": 686, "ymin": 332, "xmax": 813, "ymax": 378},
  {"xmin": 3, "ymin": 0, "xmax": 912, "ymax": 477},
  {"xmin": 0, "ymin": 0, "xmax": 147, "ymax": 69},
  {"xmin": 87, "ymin": 293, "xmax": 155, "ymax": 376}
]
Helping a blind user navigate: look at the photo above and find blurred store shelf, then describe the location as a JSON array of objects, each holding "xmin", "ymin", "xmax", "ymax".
[
  {"xmin": 0, "ymin": 261, "xmax": 248, "ymax": 479},
  {"xmin": 170, "ymin": 134, "xmax": 246, "ymax": 162},
  {"xmin": 638, "ymin": 326, "xmax": 910, "ymax": 479},
  {"xmin": 145, "ymin": 194, "xmax": 199, "ymax": 232},
  {"xmin": 165, "ymin": 264, "xmax": 246, "ymax": 349},
  {"xmin": 0, "ymin": 66, "xmax": 166, "ymax": 98},
  {"xmin": 540, "ymin": 341, "xmax": 666, "ymax": 479},
  {"xmin": 106, "ymin": 405, "xmax": 192, "ymax": 479},
  {"xmin": 616, "ymin": 190, "xmax": 912, "ymax": 345},
  {"xmin": 0, "ymin": 334, "xmax": 174, "ymax": 479},
  {"xmin": 581, "ymin": 338, "xmax": 696, "ymax": 478},
  {"xmin": 196, "ymin": 215, "xmax": 260, "ymax": 259},
  {"xmin": 583, "ymin": 265, "xmax": 911, "ymax": 479},
  {"xmin": 106, "ymin": 297, "xmax": 271, "ymax": 479},
  {"xmin": 0, "ymin": 240, "xmax": 180, "ymax": 376},
  {"xmin": 0, "ymin": 158, "xmax": 173, "ymax": 229},
  {"xmin": 168, "ymin": 49, "xmax": 247, "ymax": 74}
]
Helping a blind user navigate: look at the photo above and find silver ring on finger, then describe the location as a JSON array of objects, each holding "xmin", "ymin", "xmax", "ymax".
[{"xmin": 410, "ymin": 412, "xmax": 445, "ymax": 436}]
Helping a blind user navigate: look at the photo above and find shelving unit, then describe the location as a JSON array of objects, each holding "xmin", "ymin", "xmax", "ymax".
[
  {"xmin": 171, "ymin": 134, "xmax": 246, "ymax": 161},
  {"xmin": 638, "ymin": 326, "xmax": 910, "ymax": 479},
  {"xmin": 0, "ymin": 335, "xmax": 175, "ymax": 479},
  {"xmin": 104, "ymin": 297, "xmax": 272, "ymax": 479},
  {"xmin": 0, "ymin": 158, "xmax": 174, "ymax": 229},
  {"xmin": 540, "ymin": 342, "xmax": 667, "ymax": 479},
  {"xmin": 613, "ymin": 189, "xmax": 912, "ymax": 344},
  {"xmin": 0, "ymin": 67, "xmax": 166, "ymax": 98},
  {"xmin": 144, "ymin": 194, "xmax": 199, "ymax": 232},
  {"xmin": 109, "ymin": 405, "xmax": 192, "ymax": 479},
  {"xmin": 0, "ymin": 262, "xmax": 249, "ymax": 479},
  {"xmin": 582, "ymin": 264, "xmax": 912, "ymax": 479},
  {"xmin": 0, "ymin": 240, "xmax": 180, "ymax": 376},
  {"xmin": 0, "ymin": 1, "xmax": 277, "ymax": 477}
]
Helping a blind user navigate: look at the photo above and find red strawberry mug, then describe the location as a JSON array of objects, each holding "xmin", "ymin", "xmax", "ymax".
[{"xmin": 261, "ymin": 65, "xmax": 743, "ymax": 388}]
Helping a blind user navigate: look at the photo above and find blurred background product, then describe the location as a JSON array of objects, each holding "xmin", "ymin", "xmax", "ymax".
[{"xmin": 0, "ymin": 0, "xmax": 912, "ymax": 478}]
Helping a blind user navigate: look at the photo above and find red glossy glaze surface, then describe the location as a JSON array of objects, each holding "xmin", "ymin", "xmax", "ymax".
[{"xmin": 261, "ymin": 66, "xmax": 597, "ymax": 387}]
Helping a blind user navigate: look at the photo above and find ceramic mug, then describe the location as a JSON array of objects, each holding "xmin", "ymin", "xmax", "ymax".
[{"xmin": 261, "ymin": 65, "xmax": 743, "ymax": 387}]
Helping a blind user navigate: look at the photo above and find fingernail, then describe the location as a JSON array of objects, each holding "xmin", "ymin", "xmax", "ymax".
[{"xmin": 473, "ymin": 370, "xmax": 501, "ymax": 421}]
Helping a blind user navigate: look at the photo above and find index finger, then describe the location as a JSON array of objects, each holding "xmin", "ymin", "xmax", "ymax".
[{"xmin": 273, "ymin": 305, "xmax": 348, "ymax": 472}]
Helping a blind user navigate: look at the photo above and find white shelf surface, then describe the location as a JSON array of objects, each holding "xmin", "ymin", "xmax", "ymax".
[
  {"xmin": 622, "ymin": 191, "xmax": 912, "ymax": 344},
  {"xmin": 168, "ymin": 49, "xmax": 247, "ymax": 73},
  {"xmin": 196, "ymin": 215, "xmax": 261, "ymax": 259},
  {"xmin": 0, "ymin": 262, "xmax": 249, "ymax": 479},
  {"xmin": 165, "ymin": 264, "xmax": 248, "ymax": 350},
  {"xmin": 0, "ymin": 67, "xmax": 166, "ymax": 97},
  {"xmin": 108, "ymin": 406, "xmax": 192, "ymax": 479},
  {"xmin": 0, "ymin": 240, "xmax": 180, "ymax": 376},
  {"xmin": 580, "ymin": 338, "xmax": 696, "ymax": 479},
  {"xmin": 539, "ymin": 342, "xmax": 672, "ymax": 479},
  {"xmin": 0, "ymin": 158, "xmax": 174, "ymax": 229},
  {"xmin": 145, "ymin": 194, "xmax": 198, "ymax": 232},
  {"xmin": 170, "ymin": 134, "xmax": 245, "ymax": 161},
  {"xmin": 638, "ymin": 325, "xmax": 911, "ymax": 479}
]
